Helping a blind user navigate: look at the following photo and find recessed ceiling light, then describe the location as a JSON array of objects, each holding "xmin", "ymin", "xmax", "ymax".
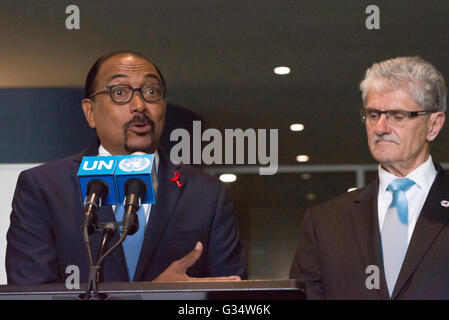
[
  {"xmin": 290, "ymin": 123, "xmax": 304, "ymax": 132},
  {"xmin": 219, "ymin": 173, "xmax": 237, "ymax": 183},
  {"xmin": 301, "ymin": 173, "xmax": 312, "ymax": 180},
  {"xmin": 305, "ymin": 193, "xmax": 316, "ymax": 200},
  {"xmin": 274, "ymin": 66, "xmax": 291, "ymax": 75},
  {"xmin": 296, "ymin": 155, "xmax": 309, "ymax": 163}
]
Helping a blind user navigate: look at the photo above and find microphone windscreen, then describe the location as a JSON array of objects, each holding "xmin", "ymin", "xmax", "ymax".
[
  {"xmin": 86, "ymin": 179, "xmax": 109, "ymax": 198},
  {"xmin": 124, "ymin": 178, "xmax": 146, "ymax": 197}
]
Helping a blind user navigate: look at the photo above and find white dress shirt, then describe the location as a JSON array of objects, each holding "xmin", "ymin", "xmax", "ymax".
[
  {"xmin": 377, "ymin": 155, "xmax": 437, "ymax": 245},
  {"xmin": 98, "ymin": 145, "xmax": 159, "ymax": 227}
]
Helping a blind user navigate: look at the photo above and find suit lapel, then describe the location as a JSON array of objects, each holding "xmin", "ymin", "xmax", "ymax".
[
  {"xmin": 69, "ymin": 140, "xmax": 100, "ymax": 208},
  {"xmin": 392, "ymin": 169, "xmax": 449, "ymax": 299},
  {"xmin": 350, "ymin": 179, "xmax": 390, "ymax": 299},
  {"xmin": 133, "ymin": 151, "xmax": 186, "ymax": 281}
]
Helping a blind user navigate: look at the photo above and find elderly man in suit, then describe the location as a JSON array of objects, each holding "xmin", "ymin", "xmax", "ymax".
[
  {"xmin": 6, "ymin": 51, "xmax": 246, "ymax": 284},
  {"xmin": 290, "ymin": 56, "xmax": 448, "ymax": 299}
]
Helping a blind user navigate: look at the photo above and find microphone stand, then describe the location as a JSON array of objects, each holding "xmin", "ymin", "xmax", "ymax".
[
  {"xmin": 80, "ymin": 178, "xmax": 145, "ymax": 300},
  {"xmin": 80, "ymin": 222, "xmax": 125, "ymax": 300},
  {"xmin": 96, "ymin": 222, "xmax": 118, "ymax": 284},
  {"xmin": 80, "ymin": 224, "xmax": 100, "ymax": 300}
]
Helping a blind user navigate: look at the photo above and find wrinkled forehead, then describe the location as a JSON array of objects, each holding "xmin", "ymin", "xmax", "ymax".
[{"xmin": 96, "ymin": 54, "xmax": 163, "ymax": 86}]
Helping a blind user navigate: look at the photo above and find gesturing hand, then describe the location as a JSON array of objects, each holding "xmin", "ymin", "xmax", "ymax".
[{"xmin": 153, "ymin": 241, "xmax": 241, "ymax": 282}]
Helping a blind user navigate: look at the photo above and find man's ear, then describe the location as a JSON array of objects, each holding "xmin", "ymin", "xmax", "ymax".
[
  {"xmin": 427, "ymin": 111, "xmax": 445, "ymax": 142},
  {"xmin": 81, "ymin": 98, "xmax": 96, "ymax": 129}
]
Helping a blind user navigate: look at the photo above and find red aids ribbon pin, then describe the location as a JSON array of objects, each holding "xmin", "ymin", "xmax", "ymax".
[{"xmin": 170, "ymin": 171, "xmax": 182, "ymax": 188}]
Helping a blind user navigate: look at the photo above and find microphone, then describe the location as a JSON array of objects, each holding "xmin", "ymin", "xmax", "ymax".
[
  {"xmin": 114, "ymin": 153, "xmax": 156, "ymax": 235},
  {"xmin": 122, "ymin": 178, "xmax": 146, "ymax": 235},
  {"xmin": 82, "ymin": 179, "xmax": 108, "ymax": 234},
  {"xmin": 78, "ymin": 155, "xmax": 119, "ymax": 205},
  {"xmin": 96, "ymin": 222, "xmax": 119, "ymax": 283},
  {"xmin": 77, "ymin": 156, "xmax": 119, "ymax": 234},
  {"xmin": 114, "ymin": 153, "xmax": 156, "ymax": 205}
]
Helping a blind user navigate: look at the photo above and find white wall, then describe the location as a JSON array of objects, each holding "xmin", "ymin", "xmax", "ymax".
[{"xmin": 0, "ymin": 164, "xmax": 39, "ymax": 284}]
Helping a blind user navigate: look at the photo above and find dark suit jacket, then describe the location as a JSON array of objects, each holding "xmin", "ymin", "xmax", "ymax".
[
  {"xmin": 6, "ymin": 141, "xmax": 247, "ymax": 284},
  {"xmin": 290, "ymin": 165, "xmax": 449, "ymax": 299}
]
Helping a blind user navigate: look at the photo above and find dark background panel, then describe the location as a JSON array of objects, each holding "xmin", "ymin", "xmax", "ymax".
[{"xmin": 0, "ymin": 88, "xmax": 94, "ymax": 162}]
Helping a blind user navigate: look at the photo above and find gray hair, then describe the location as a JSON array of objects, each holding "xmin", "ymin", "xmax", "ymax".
[{"xmin": 360, "ymin": 56, "xmax": 447, "ymax": 112}]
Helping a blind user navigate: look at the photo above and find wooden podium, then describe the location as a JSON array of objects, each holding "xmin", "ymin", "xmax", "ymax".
[{"xmin": 0, "ymin": 279, "xmax": 305, "ymax": 300}]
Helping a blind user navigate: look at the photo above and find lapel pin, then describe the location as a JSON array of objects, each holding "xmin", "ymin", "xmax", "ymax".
[
  {"xmin": 170, "ymin": 171, "xmax": 183, "ymax": 188},
  {"xmin": 440, "ymin": 200, "xmax": 449, "ymax": 208}
]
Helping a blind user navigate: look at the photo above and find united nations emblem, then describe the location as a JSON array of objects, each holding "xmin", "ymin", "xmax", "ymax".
[{"xmin": 118, "ymin": 156, "xmax": 151, "ymax": 172}]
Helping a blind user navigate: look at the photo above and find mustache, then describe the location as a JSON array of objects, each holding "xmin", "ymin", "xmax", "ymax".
[
  {"xmin": 124, "ymin": 114, "xmax": 155, "ymax": 131},
  {"xmin": 372, "ymin": 134, "xmax": 400, "ymax": 145}
]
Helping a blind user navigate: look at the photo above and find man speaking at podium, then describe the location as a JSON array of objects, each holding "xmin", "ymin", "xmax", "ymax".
[
  {"xmin": 290, "ymin": 56, "xmax": 448, "ymax": 299},
  {"xmin": 6, "ymin": 51, "xmax": 246, "ymax": 284}
]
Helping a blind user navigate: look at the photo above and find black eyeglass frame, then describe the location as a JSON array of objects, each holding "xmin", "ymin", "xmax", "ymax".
[
  {"xmin": 89, "ymin": 84, "xmax": 166, "ymax": 104},
  {"xmin": 360, "ymin": 107, "xmax": 439, "ymax": 123}
]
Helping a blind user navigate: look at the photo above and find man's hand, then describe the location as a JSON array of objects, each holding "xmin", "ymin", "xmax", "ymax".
[{"xmin": 153, "ymin": 241, "xmax": 241, "ymax": 282}]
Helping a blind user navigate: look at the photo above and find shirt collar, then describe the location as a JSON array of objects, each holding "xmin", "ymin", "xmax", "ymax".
[
  {"xmin": 98, "ymin": 145, "xmax": 159, "ymax": 174},
  {"xmin": 378, "ymin": 155, "xmax": 436, "ymax": 194}
]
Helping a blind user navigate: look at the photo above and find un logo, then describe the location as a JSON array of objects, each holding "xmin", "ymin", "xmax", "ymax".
[{"xmin": 119, "ymin": 156, "xmax": 151, "ymax": 172}]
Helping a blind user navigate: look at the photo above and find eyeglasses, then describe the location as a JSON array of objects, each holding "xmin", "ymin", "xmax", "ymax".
[
  {"xmin": 360, "ymin": 108, "xmax": 438, "ymax": 126},
  {"xmin": 90, "ymin": 84, "xmax": 166, "ymax": 104}
]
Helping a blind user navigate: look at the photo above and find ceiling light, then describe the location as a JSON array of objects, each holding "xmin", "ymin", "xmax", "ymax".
[
  {"xmin": 274, "ymin": 66, "xmax": 291, "ymax": 75},
  {"xmin": 296, "ymin": 155, "xmax": 309, "ymax": 163},
  {"xmin": 301, "ymin": 173, "xmax": 312, "ymax": 180},
  {"xmin": 219, "ymin": 173, "xmax": 237, "ymax": 183},
  {"xmin": 347, "ymin": 187, "xmax": 358, "ymax": 192},
  {"xmin": 290, "ymin": 123, "xmax": 304, "ymax": 132},
  {"xmin": 305, "ymin": 193, "xmax": 316, "ymax": 200}
]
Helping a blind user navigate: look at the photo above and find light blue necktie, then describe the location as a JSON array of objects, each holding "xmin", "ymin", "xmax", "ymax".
[
  {"xmin": 115, "ymin": 205, "xmax": 146, "ymax": 281},
  {"xmin": 381, "ymin": 178, "xmax": 415, "ymax": 296}
]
